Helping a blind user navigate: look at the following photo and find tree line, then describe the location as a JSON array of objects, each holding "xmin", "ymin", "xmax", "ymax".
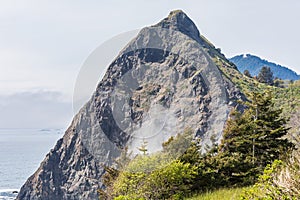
[{"xmin": 98, "ymin": 90, "xmax": 294, "ymax": 200}]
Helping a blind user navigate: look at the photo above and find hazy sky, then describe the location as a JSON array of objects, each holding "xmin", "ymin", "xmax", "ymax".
[{"xmin": 1, "ymin": 0, "xmax": 300, "ymax": 128}]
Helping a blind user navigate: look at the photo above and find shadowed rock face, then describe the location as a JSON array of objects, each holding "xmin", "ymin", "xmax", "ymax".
[{"xmin": 17, "ymin": 10, "xmax": 244, "ymax": 200}]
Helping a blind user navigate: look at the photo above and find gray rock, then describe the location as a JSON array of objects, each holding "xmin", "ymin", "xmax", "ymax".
[{"xmin": 17, "ymin": 10, "xmax": 244, "ymax": 200}]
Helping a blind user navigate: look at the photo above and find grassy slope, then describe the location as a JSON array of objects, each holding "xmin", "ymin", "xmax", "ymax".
[
  {"xmin": 185, "ymin": 187, "xmax": 246, "ymax": 200},
  {"xmin": 200, "ymin": 34, "xmax": 300, "ymax": 116},
  {"xmin": 193, "ymin": 36, "xmax": 300, "ymax": 199}
]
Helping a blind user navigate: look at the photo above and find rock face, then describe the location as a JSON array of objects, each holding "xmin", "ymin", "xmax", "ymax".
[{"xmin": 17, "ymin": 10, "xmax": 244, "ymax": 200}]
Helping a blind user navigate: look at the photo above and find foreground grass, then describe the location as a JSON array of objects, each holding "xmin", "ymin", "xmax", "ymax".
[{"xmin": 186, "ymin": 187, "xmax": 246, "ymax": 200}]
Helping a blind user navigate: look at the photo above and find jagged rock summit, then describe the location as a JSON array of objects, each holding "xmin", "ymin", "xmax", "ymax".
[
  {"xmin": 154, "ymin": 10, "xmax": 201, "ymax": 42},
  {"xmin": 17, "ymin": 10, "xmax": 243, "ymax": 200}
]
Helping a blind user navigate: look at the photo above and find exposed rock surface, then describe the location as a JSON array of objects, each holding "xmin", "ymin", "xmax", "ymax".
[{"xmin": 17, "ymin": 10, "xmax": 244, "ymax": 200}]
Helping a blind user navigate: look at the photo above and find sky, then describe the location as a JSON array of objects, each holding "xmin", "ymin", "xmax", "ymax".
[{"xmin": 1, "ymin": 0, "xmax": 300, "ymax": 128}]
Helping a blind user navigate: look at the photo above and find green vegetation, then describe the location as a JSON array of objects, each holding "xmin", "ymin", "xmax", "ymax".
[
  {"xmin": 273, "ymin": 80, "xmax": 300, "ymax": 116},
  {"xmin": 110, "ymin": 160, "xmax": 197, "ymax": 199},
  {"xmin": 241, "ymin": 160, "xmax": 286, "ymax": 199},
  {"xmin": 99, "ymin": 130, "xmax": 198, "ymax": 200},
  {"xmin": 216, "ymin": 90, "xmax": 294, "ymax": 186},
  {"xmin": 99, "ymin": 88, "xmax": 299, "ymax": 199},
  {"xmin": 229, "ymin": 54, "xmax": 300, "ymax": 81},
  {"xmin": 98, "ymin": 36, "xmax": 300, "ymax": 199},
  {"xmin": 186, "ymin": 187, "xmax": 246, "ymax": 200},
  {"xmin": 241, "ymin": 155, "xmax": 300, "ymax": 199},
  {"xmin": 257, "ymin": 66, "xmax": 274, "ymax": 85},
  {"xmin": 243, "ymin": 69, "xmax": 252, "ymax": 78}
]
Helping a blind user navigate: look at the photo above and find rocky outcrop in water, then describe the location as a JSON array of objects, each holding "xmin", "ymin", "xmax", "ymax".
[{"xmin": 17, "ymin": 10, "xmax": 245, "ymax": 200}]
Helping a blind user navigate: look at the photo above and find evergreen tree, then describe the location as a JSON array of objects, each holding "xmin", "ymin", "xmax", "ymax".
[
  {"xmin": 218, "ymin": 90, "xmax": 294, "ymax": 185},
  {"xmin": 249, "ymin": 91, "xmax": 293, "ymax": 168},
  {"xmin": 273, "ymin": 77, "xmax": 284, "ymax": 88},
  {"xmin": 243, "ymin": 70, "xmax": 252, "ymax": 78},
  {"xmin": 138, "ymin": 139, "xmax": 148, "ymax": 155},
  {"xmin": 257, "ymin": 66, "xmax": 274, "ymax": 85},
  {"xmin": 217, "ymin": 110, "xmax": 256, "ymax": 186}
]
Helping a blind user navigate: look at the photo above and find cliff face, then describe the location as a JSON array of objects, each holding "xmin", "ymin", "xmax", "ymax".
[{"xmin": 17, "ymin": 10, "xmax": 244, "ymax": 200}]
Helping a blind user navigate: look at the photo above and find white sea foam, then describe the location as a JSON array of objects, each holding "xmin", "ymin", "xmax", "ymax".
[
  {"xmin": 0, "ymin": 189, "xmax": 18, "ymax": 200},
  {"xmin": 0, "ymin": 129, "xmax": 64, "ymax": 193}
]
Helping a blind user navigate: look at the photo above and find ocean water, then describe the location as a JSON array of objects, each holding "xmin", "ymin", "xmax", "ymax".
[{"xmin": 0, "ymin": 129, "xmax": 64, "ymax": 199}]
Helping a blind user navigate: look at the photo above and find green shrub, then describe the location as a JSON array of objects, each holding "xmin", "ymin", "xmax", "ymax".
[
  {"xmin": 241, "ymin": 158, "xmax": 299, "ymax": 200},
  {"xmin": 112, "ymin": 159, "xmax": 197, "ymax": 199}
]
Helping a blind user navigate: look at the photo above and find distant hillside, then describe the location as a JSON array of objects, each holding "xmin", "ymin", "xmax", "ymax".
[{"xmin": 230, "ymin": 54, "xmax": 300, "ymax": 80}]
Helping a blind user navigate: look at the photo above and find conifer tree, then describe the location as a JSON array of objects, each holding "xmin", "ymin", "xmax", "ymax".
[
  {"xmin": 218, "ymin": 90, "xmax": 294, "ymax": 185},
  {"xmin": 138, "ymin": 139, "xmax": 148, "ymax": 155},
  {"xmin": 243, "ymin": 70, "xmax": 252, "ymax": 78},
  {"xmin": 257, "ymin": 66, "xmax": 274, "ymax": 85}
]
